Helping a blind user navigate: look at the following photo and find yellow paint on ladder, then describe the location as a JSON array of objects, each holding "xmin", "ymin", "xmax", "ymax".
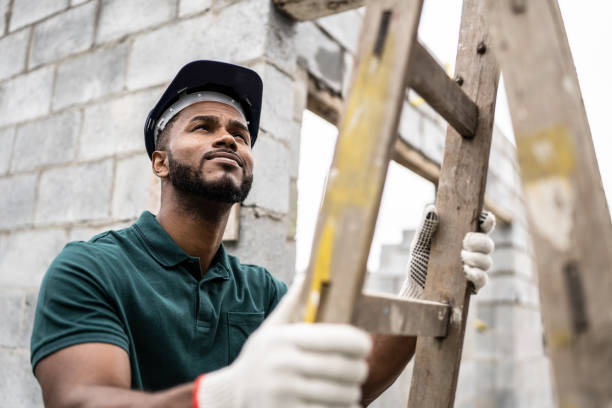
[
  {"xmin": 304, "ymin": 223, "xmax": 335, "ymax": 323},
  {"xmin": 303, "ymin": 30, "xmax": 399, "ymax": 322}
]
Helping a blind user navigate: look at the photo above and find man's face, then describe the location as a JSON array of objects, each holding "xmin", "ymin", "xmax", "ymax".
[{"xmin": 159, "ymin": 101, "xmax": 254, "ymax": 203}]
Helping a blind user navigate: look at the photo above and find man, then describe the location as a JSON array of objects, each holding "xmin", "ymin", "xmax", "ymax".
[{"xmin": 31, "ymin": 60, "xmax": 495, "ymax": 407}]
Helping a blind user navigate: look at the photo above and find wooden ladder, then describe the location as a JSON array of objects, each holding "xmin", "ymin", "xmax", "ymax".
[{"xmin": 277, "ymin": 0, "xmax": 612, "ymax": 406}]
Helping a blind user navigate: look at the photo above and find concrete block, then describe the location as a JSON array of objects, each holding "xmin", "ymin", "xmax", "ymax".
[
  {"xmin": 0, "ymin": 28, "xmax": 29, "ymax": 80},
  {"xmin": 0, "ymin": 0, "xmax": 8, "ymax": 34},
  {"xmin": 0, "ymin": 174, "xmax": 37, "ymax": 230},
  {"xmin": 29, "ymin": 2, "xmax": 96, "ymax": 68},
  {"xmin": 243, "ymin": 132, "xmax": 290, "ymax": 214},
  {"xmin": 495, "ymin": 388, "xmax": 518, "ymax": 408},
  {"xmin": 20, "ymin": 290, "xmax": 37, "ymax": 347},
  {"xmin": 474, "ymin": 360, "xmax": 496, "ymax": 391},
  {"xmin": 53, "ymin": 43, "xmax": 129, "ymax": 109},
  {"xmin": 127, "ymin": 14, "xmax": 212, "ymax": 89},
  {"xmin": 127, "ymin": 0, "xmax": 269, "ymax": 90},
  {"xmin": 492, "ymin": 247, "xmax": 535, "ymax": 280},
  {"xmin": 478, "ymin": 275, "xmax": 537, "ymax": 306},
  {"xmin": 455, "ymin": 360, "xmax": 475, "ymax": 404},
  {"xmin": 11, "ymin": 110, "xmax": 81, "ymax": 172},
  {"xmin": 112, "ymin": 154, "xmax": 151, "ymax": 220},
  {"xmin": 179, "ymin": 0, "xmax": 212, "ymax": 17},
  {"xmin": 68, "ymin": 221, "xmax": 131, "ymax": 242},
  {"xmin": 0, "ymin": 290, "xmax": 24, "ymax": 347},
  {"xmin": 513, "ymin": 308, "xmax": 545, "ymax": 358},
  {"xmin": 96, "ymin": 0, "xmax": 176, "ymax": 44},
  {"xmin": 224, "ymin": 207, "xmax": 293, "ymax": 284},
  {"xmin": 0, "ymin": 352, "xmax": 43, "ymax": 407},
  {"xmin": 0, "ymin": 127, "xmax": 15, "ymax": 175},
  {"xmin": 253, "ymin": 63, "xmax": 295, "ymax": 144},
  {"xmin": 295, "ymin": 21, "xmax": 344, "ymax": 92},
  {"xmin": 79, "ymin": 88, "xmax": 161, "ymax": 160},
  {"xmin": 36, "ymin": 159, "xmax": 114, "ymax": 224},
  {"xmin": 263, "ymin": 5, "xmax": 297, "ymax": 75},
  {"xmin": 316, "ymin": 9, "xmax": 362, "ymax": 54},
  {"xmin": 0, "ymin": 66, "xmax": 54, "ymax": 127},
  {"xmin": 0, "ymin": 228, "xmax": 67, "ymax": 287},
  {"xmin": 9, "ymin": 0, "xmax": 67, "ymax": 31}
]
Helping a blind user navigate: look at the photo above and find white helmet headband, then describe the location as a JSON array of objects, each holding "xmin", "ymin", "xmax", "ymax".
[{"xmin": 154, "ymin": 91, "xmax": 248, "ymax": 146}]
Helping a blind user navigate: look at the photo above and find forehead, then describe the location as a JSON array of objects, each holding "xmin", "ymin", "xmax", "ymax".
[{"xmin": 177, "ymin": 101, "xmax": 246, "ymax": 125}]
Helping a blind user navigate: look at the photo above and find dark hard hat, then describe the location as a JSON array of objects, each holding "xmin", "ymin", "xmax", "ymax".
[{"xmin": 144, "ymin": 60, "xmax": 263, "ymax": 159}]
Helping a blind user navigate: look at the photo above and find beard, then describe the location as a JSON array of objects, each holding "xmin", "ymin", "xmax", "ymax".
[{"xmin": 167, "ymin": 150, "xmax": 253, "ymax": 203}]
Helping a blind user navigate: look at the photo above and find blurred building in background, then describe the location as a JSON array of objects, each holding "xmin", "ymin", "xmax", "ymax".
[{"xmin": 0, "ymin": 1, "xmax": 553, "ymax": 406}]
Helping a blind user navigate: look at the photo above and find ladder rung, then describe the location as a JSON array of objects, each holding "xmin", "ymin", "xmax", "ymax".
[
  {"xmin": 353, "ymin": 293, "xmax": 450, "ymax": 337},
  {"xmin": 407, "ymin": 42, "xmax": 479, "ymax": 139}
]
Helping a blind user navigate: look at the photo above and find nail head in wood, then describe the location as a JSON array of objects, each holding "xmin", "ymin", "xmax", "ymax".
[
  {"xmin": 454, "ymin": 75, "xmax": 464, "ymax": 86},
  {"xmin": 477, "ymin": 41, "xmax": 487, "ymax": 54}
]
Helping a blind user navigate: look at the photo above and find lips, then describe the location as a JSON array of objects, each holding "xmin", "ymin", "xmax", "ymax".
[{"xmin": 204, "ymin": 150, "xmax": 244, "ymax": 167}]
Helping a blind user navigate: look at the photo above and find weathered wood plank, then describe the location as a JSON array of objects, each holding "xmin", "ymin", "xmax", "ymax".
[
  {"xmin": 353, "ymin": 293, "xmax": 450, "ymax": 337},
  {"xmin": 407, "ymin": 42, "xmax": 479, "ymax": 139},
  {"xmin": 272, "ymin": 0, "xmax": 364, "ymax": 21},
  {"xmin": 290, "ymin": 0, "xmax": 425, "ymax": 325},
  {"xmin": 407, "ymin": 0, "xmax": 500, "ymax": 406},
  {"xmin": 392, "ymin": 137, "xmax": 440, "ymax": 184},
  {"xmin": 486, "ymin": 1, "xmax": 612, "ymax": 406},
  {"xmin": 306, "ymin": 74, "xmax": 344, "ymax": 126}
]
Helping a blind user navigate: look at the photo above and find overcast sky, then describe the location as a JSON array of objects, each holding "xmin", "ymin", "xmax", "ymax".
[{"xmin": 296, "ymin": 1, "xmax": 612, "ymax": 273}]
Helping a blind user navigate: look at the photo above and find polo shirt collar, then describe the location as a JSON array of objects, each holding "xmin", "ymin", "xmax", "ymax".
[{"xmin": 134, "ymin": 211, "xmax": 231, "ymax": 280}]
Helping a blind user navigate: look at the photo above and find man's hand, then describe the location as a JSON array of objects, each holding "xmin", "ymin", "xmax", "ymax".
[
  {"xmin": 194, "ymin": 277, "xmax": 372, "ymax": 408},
  {"xmin": 399, "ymin": 205, "xmax": 496, "ymax": 299}
]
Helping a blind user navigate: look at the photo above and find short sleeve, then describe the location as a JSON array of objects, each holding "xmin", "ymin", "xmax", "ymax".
[
  {"xmin": 30, "ymin": 242, "xmax": 129, "ymax": 371},
  {"xmin": 265, "ymin": 272, "xmax": 288, "ymax": 316}
]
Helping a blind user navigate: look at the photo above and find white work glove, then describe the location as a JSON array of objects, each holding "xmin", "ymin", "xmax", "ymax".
[
  {"xmin": 399, "ymin": 205, "xmax": 496, "ymax": 299},
  {"xmin": 194, "ymin": 276, "xmax": 372, "ymax": 408}
]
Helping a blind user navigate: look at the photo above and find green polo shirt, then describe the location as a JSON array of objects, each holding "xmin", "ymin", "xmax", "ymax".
[{"xmin": 30, "ymin": 211, "xmax": 287, "ymax": 390}]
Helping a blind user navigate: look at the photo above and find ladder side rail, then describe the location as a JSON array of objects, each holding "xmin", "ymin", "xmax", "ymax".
[
  {"xmin": 408, "ymin": 0, "xmax": 500, "ymax": 406},
  {"xmin": 485, "ymin": 1, "xmax": 612, "ymax": 406},
  {"xmin": 291, "ymin": 0, "xmax": 425, "ymax": 324}
]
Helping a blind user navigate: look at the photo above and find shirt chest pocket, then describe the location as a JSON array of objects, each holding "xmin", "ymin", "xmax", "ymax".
[{"xmin": 227, "ymin": 311, "xmax": 265, "ymax": 364}]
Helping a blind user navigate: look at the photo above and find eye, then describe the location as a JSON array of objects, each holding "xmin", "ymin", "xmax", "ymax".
[
  {"xmin": 233, "ymin": 133, "xmax": 247, "ymax": 142},
  {"xmin": 195, "ymin": 124, "xmax": 210, "ymax": 132}
]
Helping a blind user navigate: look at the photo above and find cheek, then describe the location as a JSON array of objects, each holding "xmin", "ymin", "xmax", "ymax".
[
  {"xmin": 242, "ymin": 152, "xmax": 254, "ymax": 173},
  {"xmin": 170, "ymin": 135, "xmax": 208, "ymax": 161}
]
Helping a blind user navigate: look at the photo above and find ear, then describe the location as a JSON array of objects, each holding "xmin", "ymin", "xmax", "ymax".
[{"xmin": 151, "ymin": 151, "xmax": 169, "ymax": 179}]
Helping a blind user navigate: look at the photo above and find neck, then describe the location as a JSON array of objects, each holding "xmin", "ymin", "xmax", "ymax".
[{"xmin": 156, "ymin": 186, "xmax": 233, "ymax": 274}]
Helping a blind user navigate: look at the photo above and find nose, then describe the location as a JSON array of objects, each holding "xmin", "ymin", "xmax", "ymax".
[{"xmin": 212, "ymin": 130, "xmax": 237, "ymax": 151}]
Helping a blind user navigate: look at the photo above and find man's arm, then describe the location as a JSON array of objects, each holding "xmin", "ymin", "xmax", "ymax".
[
  {"xmin": 360, "ymin": 334, "xmax": 416, "ymax": 406},
  {"xmin": 35, "ymin": 343, "xmax": 193, "ymax": 408},
  {"xmin": 358, "ymin": 207, "xmax": 496, "ymax": 406}
]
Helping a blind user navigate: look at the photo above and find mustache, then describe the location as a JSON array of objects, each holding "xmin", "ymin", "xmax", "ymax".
[{"xmin": 201, "ymin": 149, "xmax": 245, "ymax": 168}]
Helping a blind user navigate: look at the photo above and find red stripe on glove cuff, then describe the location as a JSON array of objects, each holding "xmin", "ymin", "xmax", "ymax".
[{"xmin": 192, "ymin": 374, "xmax": 206, "ymax": 408}]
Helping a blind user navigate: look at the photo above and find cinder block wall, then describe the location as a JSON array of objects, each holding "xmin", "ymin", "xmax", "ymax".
[
  {"xmin": 0, "ymin": 0, "xmax": 300, "ymax": 405},
  {"xmin": 0, "ymin": 1, "xmax": 553, "ymax": 407}
]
